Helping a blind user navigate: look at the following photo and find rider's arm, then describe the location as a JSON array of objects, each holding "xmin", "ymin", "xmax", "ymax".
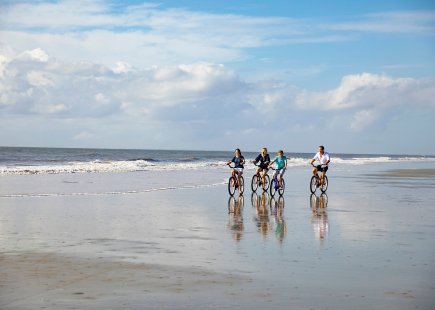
[
  {"xmin": 268, "ymin": 158, "xmax": 275, "ymax": 168},
  {"xmin": 284, "ymin": 158, "xmax": 288, "ymax": 169},
  {"xmin": 227, "ymin": 157, "xmax": 235, "ymax": 165}
]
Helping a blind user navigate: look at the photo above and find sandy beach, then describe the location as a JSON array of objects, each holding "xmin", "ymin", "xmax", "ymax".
[{"xmin": 1, "ymin": 163, "xmax": 435, "ymax": 309}]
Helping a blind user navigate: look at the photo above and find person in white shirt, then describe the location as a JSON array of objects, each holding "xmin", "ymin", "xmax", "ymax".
[{"xmin": 310, "ymin": 145, "xmax": 330, "ymax": 185}]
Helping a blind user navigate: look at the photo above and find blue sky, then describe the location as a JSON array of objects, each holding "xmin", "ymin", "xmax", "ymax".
[{"xmin": 0, "ymin": 0, "xmax": 434, "ymax": 154}]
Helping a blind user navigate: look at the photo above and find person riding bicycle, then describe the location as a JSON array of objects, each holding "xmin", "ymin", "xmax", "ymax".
[
  {"xmin": 227, "ymin": 148, "xmax": 245, "ymax": 190},
  {"xmin": 252, "ymin": 147, "xmax": 270, "ymax": 188},
  {"xmin": 268, "ymin": 150, "xmax": 287, "ymax": 188},
  {"xmin": 310, "ymin": 145, "xmax": 330, "ymax": 186}
]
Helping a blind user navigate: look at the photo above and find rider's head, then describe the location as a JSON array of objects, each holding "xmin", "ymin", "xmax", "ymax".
[
  {"xmin": 278, "ymin": 150, "xmax": 284, "ymax": 156},
  {"xmin": 318, "ymin": 146, "xmax": 325, "ymax": 154},
  {"xmin": 262, "ymin": 147, "xmax": 267, "ymax": 154},
  {"xmin": 235, "ymin": 148, "xmax": 241, "ymax": 156}
]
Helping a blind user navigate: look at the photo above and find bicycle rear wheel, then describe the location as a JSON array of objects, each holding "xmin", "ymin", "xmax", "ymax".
[
  {"xmin": 320, "ymin": 176, "xmax": 328, "ymax": 193},
  {"xmin": 263, "ymin": 174, "xmax": 270, "ymax": 191},
  {"xmin": 310, "ymin": 176, "xmax": 317, "ymax": 194},
  {"xmin": 228, "ymin": 176, "xmax": 236, "ymax": 196},
  {"xmin": 278, "ymin": 178, "xmax": 285, "ymax": 196},
  {"xmin": 251, "ymin": 174, "xmax": 259, "ymax": 192}
]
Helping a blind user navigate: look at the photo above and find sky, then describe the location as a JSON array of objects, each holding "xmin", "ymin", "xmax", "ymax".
[{"xmin": 0, "ymin": 0, "xmax": 434, "ymax": 154}]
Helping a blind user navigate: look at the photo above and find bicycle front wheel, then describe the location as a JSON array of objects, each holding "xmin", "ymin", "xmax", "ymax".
[
  {"xmin": 278, "ymin": 178, "xmax": 285, "ymax": 196},
  {"xmin": 270, "ymin": 178, "xmax": 277, "ymax": 196},
  {"xmin": 239, "ymin": 176, "xmax": 245, "ymax": 195},
  {"xmin": 310, "ymin": 176, "xmax": 317, "ymax": 194},
  {"xmin": 251, "ymin": 174, "xmax": 259, "ymax": 192},
  {"xmin": 321, "ymin": 176, "xmax": 328, "ymax": 193},
  {"xmin": 228, "ymin": 176, "xmax": 236, "ymax": 196}
]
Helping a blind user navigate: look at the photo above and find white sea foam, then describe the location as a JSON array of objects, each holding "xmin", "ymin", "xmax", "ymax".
[{"xmin": 1, "ymin": 156, "xmax": 434, "ymax": 175}]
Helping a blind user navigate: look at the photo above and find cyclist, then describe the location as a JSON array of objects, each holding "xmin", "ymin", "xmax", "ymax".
[
  {"xmin": 268, "ymin": 150, "xmax": 287, "ymax": 188},
  {"xmin": 310, "ymin": 145, "xmax": 330, "ymax": 186},
  {"xmin": 227, "ymin": 148, "xmax": 245, "ymax": 191},
  {"xmin": 252, "ymin": 147, "xmax": 270, "ymax": 189}
]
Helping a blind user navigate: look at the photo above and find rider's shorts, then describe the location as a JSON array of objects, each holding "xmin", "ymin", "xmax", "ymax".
[
  {"xmin": 234, "ymin": 168, "xmax": 244, "ymax": 174},
  {"xmin": 258, "ymin": 164, "xmax": 269, "ymax": 170},
  {"xmin": 274, "ymin": 168, "xmax": 285, "ymax": 176},
  {"xmin": 316, "ymin": 165, "xmax": 328, "ymax": 173}
]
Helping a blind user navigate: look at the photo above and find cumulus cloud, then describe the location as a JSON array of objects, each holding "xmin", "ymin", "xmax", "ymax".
[
  {"xmin": 296, "ymin": 73, "xmax": 435, "ymax": 113},
  {"xmin": 0, "ymin": 47, "xmax": 247, "ymax": 120},
  {"xmin": 2, "ymin": 46, "xmax": 434, "ymax": 136},
  {"xmin": 0, "ymin": 44, "xmax": 434, "ymax": 152}
]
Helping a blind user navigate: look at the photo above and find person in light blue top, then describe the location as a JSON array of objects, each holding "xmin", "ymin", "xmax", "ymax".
[{"xmin": 268, "ymin": 150, "xmax": 287, "ymax": 188}]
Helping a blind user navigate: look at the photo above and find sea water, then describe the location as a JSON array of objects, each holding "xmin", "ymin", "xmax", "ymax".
[{"xmin": 1, "ymin": 146, "xmax": 434, "ymax": 197}]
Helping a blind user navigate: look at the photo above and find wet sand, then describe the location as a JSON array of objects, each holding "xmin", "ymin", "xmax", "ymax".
[
  {"xmin": 1, "ymin": 165, "xmax": 435, "ymax": 309},
  {"xmin": 365, "ymin": 168, "xmax": 435, "ymax": 177}
]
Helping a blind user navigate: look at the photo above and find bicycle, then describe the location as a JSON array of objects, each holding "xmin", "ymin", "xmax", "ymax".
[
  {"xmin": 310, "ymin": 164, "xmax": 328, "ymax": 194},
  {"xmin": 269, "ymin": 167, "xmax": 285, "ymax": 196},
  {"xmin": 227, "ymin": 163, "xmax": 244, "ymax": 196},
  {"xmin": 251, "ymin": 163, "xmax": 270, "ymax": 192}
]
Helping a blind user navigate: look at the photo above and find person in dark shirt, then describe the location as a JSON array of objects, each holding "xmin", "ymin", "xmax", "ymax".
[
  {"xmin": 227, "ymin": 148, "xmax": 245, "ymax": 192},
  {"xmin": 252, "ymin": 147, "xmax": 270, "ymax": 188}
]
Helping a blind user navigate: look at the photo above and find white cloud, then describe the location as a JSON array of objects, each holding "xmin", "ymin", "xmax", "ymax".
[
  {"xmin": 296, "ymin": 73, "xmax": 435, "ymax": 114},
  {"xmin": 73, "ymin": 131, "xmax": 95, "ymax": 141},
  {"xmin": 1, "ymin": 47, "xmax": 434, "ymax": 132},
  {"xmin": 0, "ymin": 44, "xmax": 434, "ymax": 152},
  {"xmin": 350, "ymin": 109, "xmax": 379, "ymax": 131},
  {"xmin": 331, "ymin": 11, "xmax": 435, "ymax": 34}
]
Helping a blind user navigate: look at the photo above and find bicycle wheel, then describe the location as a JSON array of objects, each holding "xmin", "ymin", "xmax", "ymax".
[
  {"xmin": 310, "ymin": 176, "xmax": 317, "ymax": 194},
  {"xmin": 320, "ymin": 176, "xmax": 328, "ymax": 193},
  {"xmin": 239, "ymin": 176, "xmax": 245, "ymax": 195},
  {"xmin": 228, "ymin": 176, "xmax": 236, "ymax": 196},
  {"xmin": 278, "ymin": 178, "xmax": 285, "ymax": 196},
  {"xmin": 251, "ymin": 174, "xmax": 259, "ymax": 192},
  {"xmin": 263, "ymin": 174, "xmax": 270, "ymax": 191},
  {"xmin": 270, "ymin": 178, "xmax": 277, "ymax": 196}
]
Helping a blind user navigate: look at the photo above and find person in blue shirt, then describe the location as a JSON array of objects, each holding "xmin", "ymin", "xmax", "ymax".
[
  {"xmin": 268, "ymin": 150, "xmax": 287, "ymax": 188},
  {"xmin": 227, "ymin": 148, "xmax": 245, "ymax": 190},
  {"xmin": 252, "ymin": 147, "xmax": 270, "ymax": 189}
]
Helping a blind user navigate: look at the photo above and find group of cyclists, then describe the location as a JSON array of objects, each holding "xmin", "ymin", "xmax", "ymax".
[{"xmin": 227, "ymin": 146, "xmax": 330, "ymax": 194}]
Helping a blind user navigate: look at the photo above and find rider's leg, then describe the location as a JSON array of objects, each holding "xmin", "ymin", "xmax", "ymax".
[
  {"xmin": 262, "ymin": 169, "xmax": 268, "ymax": 187},
  {"xmin": 237, "ymin": 171, "xmax": 242, "ymax": 191},
  {"xmin": 312, "ymin": 167, "xmax": 317, "ymax": 175},
  {"xmin": 320, "ymin": 170, "xmax": 326, "ymax": 185}
]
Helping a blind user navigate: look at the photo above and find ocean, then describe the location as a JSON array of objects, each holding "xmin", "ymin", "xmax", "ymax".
[{"xmin": 1, "ymin": 146, "xmax": 434, "ymax": 175}]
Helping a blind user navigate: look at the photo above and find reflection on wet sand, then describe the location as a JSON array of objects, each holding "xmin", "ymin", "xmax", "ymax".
[
  {"xmin": 270, "ymin": 196, "xmax": 286, "ymax": 242},
  {"xmin": 227, "ymin": 196, "xmax": 244, "ymax": 241},
  {"xmin": 251, "ymin": 193, "xmax": 286, "ymax": 242},
  {"xmin": 310, "ymin": 193, "xmax": 329, "ymax": 242}
]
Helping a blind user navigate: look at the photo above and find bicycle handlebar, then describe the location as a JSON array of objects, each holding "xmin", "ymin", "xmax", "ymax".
[
  {"xmin": 268, "ymin": 166, "xmax": 286, "ymax": 171},
  {"xmin": 311, "ymin": 163, "xmax": 328, "ymax": 168}
]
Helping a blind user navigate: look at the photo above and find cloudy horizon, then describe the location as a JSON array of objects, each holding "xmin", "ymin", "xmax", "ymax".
[{"xmin": 1, "ymin": 0, "xmax": 434, "ymax": 155}]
